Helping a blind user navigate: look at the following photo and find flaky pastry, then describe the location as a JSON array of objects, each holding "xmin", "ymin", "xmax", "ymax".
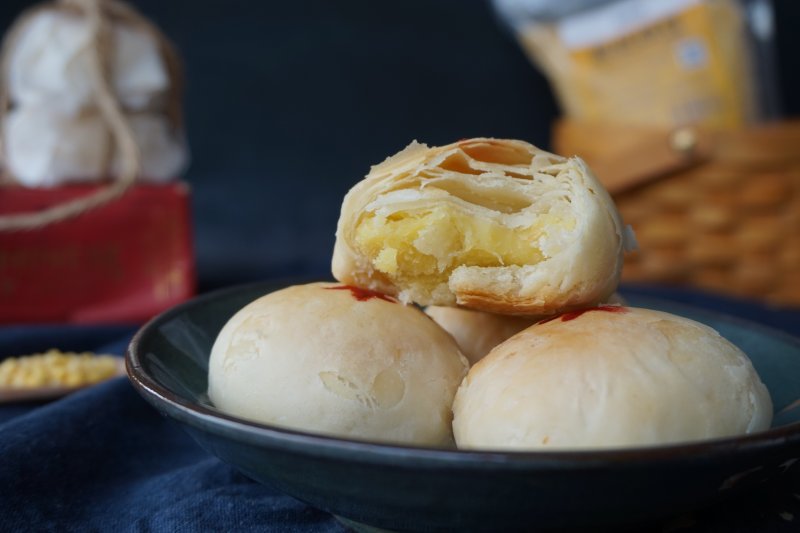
[
  {"xmin": 452, "ymin": 306, "xmax": 773, "ymax": 450},
  {"xmin": 332, "ymin": 138, "xmax": 630, "ymax": 315},
  {"xmin": 208, "ymin": 282, "xmax": 468, "ymax": 446},
  {"xmin": 424, "ymin": 306, "xmax": 537, "ymax": 366},
  {"xmin": 425, "ymin": 293, "xmax": 625, "ymax": 365}
]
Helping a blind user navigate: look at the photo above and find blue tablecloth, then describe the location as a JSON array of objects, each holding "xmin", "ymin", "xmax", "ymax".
[
  {"xmin": 2, "ymin": 286, "xmax": 799, "ymax": 532},
  {"xmin": 1, "ymin": 330, "xmax": 344, "ymax": 532}
]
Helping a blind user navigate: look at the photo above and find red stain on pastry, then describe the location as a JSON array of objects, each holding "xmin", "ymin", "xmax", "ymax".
[
  {"xmin": 325, "ymin": 285, "xmax": 397, "ymax": 303},
  {"xmin": 539, "ymin": 305, "xmax": 627, "ymax": 324}
]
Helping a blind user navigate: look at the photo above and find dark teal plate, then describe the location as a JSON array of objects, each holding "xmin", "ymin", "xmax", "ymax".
[{"xmin": 126, "ymin": 281, "xmax": 800, "ymax": 532}]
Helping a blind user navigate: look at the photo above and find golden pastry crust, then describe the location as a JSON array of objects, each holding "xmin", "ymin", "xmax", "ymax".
[
  {"xmin": 208, "ymin": 282, "xmax": 468, "ymax": 446},
  {"xmin": 424, "ymin": 306, "xmax": 538, "ymax": 366},
  {"xmin": 332, "ymin": 138, "xmax": 627, "ymax": 315},
  {"xmin": 425, "ymin": 293, "xmax": 624, "ymax": 365},
  {"xmin": 452, "ymin": 306, "xmax": 773, "ymax": 450}
]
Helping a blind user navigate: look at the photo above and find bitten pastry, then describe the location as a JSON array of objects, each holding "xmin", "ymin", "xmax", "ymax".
[
  {"xmin": 452, "ymin": 306, "xmax": 773, "ymax": 450},
  {"xmin": 332, "ymin": 138, "xmax": 631, "ymax": 315},
  {"xmin": 208, "ymin": 282, "xmax": 468, "ymax": 446}
]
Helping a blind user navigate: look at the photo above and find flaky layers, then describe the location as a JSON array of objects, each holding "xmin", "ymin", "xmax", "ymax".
[{"xmin": 332, "ymin": 138, "xmax": 629, "ymax": 315}]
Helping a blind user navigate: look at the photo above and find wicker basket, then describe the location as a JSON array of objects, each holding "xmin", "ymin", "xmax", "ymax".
[{"xmin": 554, "ymin": 119, "xmax": 800, "ymax": 307}]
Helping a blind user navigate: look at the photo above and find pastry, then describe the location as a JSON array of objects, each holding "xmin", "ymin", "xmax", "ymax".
[
  {"xmin": 332, "ymin": 138, "xmax": 631, "ymax": 315},
  {"xmin": 208, "ymin": 282, "xmax": 468, "ymax": 446},
  {"xmin": 452, "ymin": 306, "xmax": 772, "ymax": 450},
  {"xmin": 425, "ymin": 293, "xmax": 626, "ymax": 365},
  {"xmin": 424, "ymin": 306, "xmax": 537, "ymax": 366}
]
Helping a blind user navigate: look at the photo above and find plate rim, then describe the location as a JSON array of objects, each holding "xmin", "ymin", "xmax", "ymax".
[{"xmin": 126, "ymin": 279, "xmax": 800, "ymax": 469}]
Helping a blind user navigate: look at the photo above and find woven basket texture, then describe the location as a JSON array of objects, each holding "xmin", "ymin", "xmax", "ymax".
[{"xmin": 557, "ymin": 121, "xmax": 800, "ymax": 307}]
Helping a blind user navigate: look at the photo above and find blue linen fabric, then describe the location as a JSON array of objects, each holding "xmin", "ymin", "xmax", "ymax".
[
  {"xmin": 1, "ymin": 288, "xmax": 799, "ymax": 532},
  {"xmin": 0, "ymin": 332, "xmax": 345, "ymax": 532}
]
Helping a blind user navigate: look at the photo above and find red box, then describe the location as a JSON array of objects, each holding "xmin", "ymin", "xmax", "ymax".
[{"xmin": 0, "ymin": 183, "xmax": 195, "ymax": 324}]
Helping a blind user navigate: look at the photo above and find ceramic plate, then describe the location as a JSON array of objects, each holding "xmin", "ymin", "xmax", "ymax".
[{"xmin": 126, "ymin": 281, "xmax": 800, "ymax": 532}]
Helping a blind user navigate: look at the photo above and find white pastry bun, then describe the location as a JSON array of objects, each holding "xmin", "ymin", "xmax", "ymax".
[
  {"xmin": 332, "ymin": 138, "xmax": 630, "ymax": 315},
  {"xmin": 425, "ymin": 293, "xmax": 626, "ymax": 366},
  {"xmin": 452, "ymin": 306, "xmax": 773, "ymax": 450},
  {"xmin": 208, "ymin": 282, "xmax": 468, "ymax": 446},
  {"xmin": 424, "ymin": 306, "xmax": 537, "ymax": 366}
]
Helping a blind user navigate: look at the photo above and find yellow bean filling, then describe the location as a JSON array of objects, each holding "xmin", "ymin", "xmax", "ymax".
[
  {"xmin": 355, "ymin": 205, "xmax": 570, "ymax": 292},
  {"xmin": 0, "ymin": 350, "xmax": 118, "ymax": 389}
]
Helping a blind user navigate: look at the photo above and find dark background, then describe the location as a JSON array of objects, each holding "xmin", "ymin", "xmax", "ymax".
[{"xmin": 2, "ymin": 0, "xmax": 798, "ymax": 291}]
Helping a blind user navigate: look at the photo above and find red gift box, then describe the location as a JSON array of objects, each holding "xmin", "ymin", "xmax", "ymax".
[{"xmin": 0, "ymin": 183, "xmax": 195, "ymax": 324}]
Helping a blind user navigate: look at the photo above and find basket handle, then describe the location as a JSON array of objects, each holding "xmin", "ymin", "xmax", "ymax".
[{"xmin": 553, "ymin": 118, "xmax": 713, "ymax": 195}]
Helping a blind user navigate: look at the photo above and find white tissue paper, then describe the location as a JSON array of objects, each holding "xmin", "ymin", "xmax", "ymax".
[
  {"xmin": 5, "ymin": 107, "xmax": 188, "ymax": 187},
  {"xmin": 8, "ymin": 10, "xmax": 169, "ymax": 116},
  {"xmin": 3, "ymin": 9, "xmax": 186, "ymax": 187}
]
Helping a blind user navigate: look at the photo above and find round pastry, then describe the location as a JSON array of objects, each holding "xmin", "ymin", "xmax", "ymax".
[
  {"xmin": 425, "ymin": 293, "xmax": 626, "ymax": 366},
  {"xmin": 452, "ymin": 306, "xmax": 773, "ymax": 450},
  {"xmin": 424, "ymin": 306, "xmax": 537, "ymax": 366},
  {"xmin": 208, "ymin": 282, "xmax": 468, "ymax": 446},
  {"xmin": 332, "ymin": 138, "xmax": 632, "ymax": 315}
]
